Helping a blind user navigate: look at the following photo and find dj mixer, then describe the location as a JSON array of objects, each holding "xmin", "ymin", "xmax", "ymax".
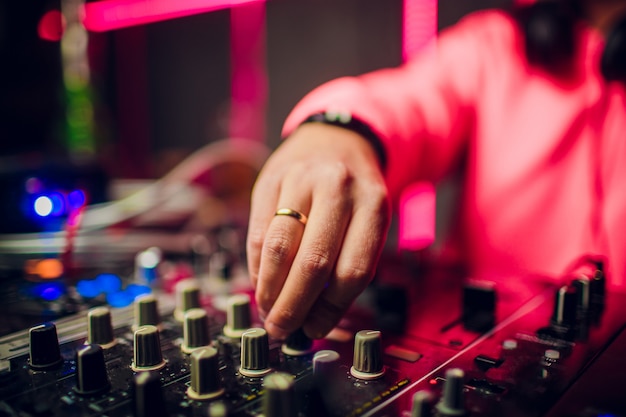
[{"xmin": 1, "ymin": 243, "xmax": 625, "ymax": 417}]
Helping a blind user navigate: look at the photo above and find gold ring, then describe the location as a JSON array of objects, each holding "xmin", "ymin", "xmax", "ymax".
[{"xmin": 274, "ymin": 208, "xmax": 308, "ymax": 225}]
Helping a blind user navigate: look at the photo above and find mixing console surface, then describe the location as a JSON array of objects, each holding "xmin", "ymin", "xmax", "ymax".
[{"xmin": 1, "ymin": 256, "xmax": 625, "ymax": 417}]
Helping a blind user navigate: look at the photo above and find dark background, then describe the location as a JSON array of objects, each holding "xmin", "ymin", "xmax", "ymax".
[{"xmin": 0, "ymin": 0, "xmax": 512, "ymax": 180}]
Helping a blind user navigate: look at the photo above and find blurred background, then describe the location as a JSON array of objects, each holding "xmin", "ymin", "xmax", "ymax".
[{"xmin": 0, "ymin": 0, "xmax": 511, "ymax": 237}]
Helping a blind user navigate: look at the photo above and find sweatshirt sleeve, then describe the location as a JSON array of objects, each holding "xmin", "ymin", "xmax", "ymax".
[{"xmin": 282, "ymin": 10, "xmax": 515, "ymax": 199}]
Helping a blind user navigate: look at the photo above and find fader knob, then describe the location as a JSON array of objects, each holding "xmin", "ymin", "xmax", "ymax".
[
  {"xmin": 87, "ymin": 307, "xmax": 117, "ymax": 348},
  {"xmin": 350, "ymin": 330, "xmax": 385, "ymax": 380},
  {"xmin": 262, "ymin": 372, "xmax": 296, "ymax": 417},
  {"xmin": 182, "ymin": 308, "xmax": 212, "ymax": 354},
  {"xmin": 134, "ymin": 294, "xmax": 161, "ymax": 329},
  {"xmin": 132, "ymin": 325, "xmax": 166, "ymax": 371},
  {"xmin": 239, "ymin": 327, "xmax": 272, "ymax": 377},
  {"xmin": 411, "ymin": 390, "xmax": 436, "ymax": 417},
  {"xmin": 29, "ymin": 322, "xmax": 63, "ymax": 370},
  {"xmin": 281, "ymin": 327, "xmax": 313, "ymax": 356},
  {"xmin": 134, "ymin": 371, "xmax": 168, "ymax": 417},
  {"xmin": 436, "ymin": 368, "xmax": 468, "ymax": 416},
  {"xmin": 174, "ymin": 279, "xmax": 202, "ymax": 321},
  {"xmin": 186, "ymin": 347, "xmax": 224, "ymax": 400},
  {"xmin": 223, "ymin": 294, "xmax": 252, "ymax": 338},
  {"xmin": 75, "ymin": 344, "xmax": 110, "ymax": 395}
]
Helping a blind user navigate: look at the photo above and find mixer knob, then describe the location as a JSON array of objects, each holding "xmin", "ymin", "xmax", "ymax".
[
  {"xmin": 551, "ymin": 285, "xmax": 578, "ymax": 328},
  {"xmin": 186, "ymin": 346, "xmax": 225, "ymax": 400},
  {"xmin": 262, "ymin": 372, "xmax": 296, "ymax": 417},
  {"xmin": 174, "ymin": 279, "xmax": 202, "ymax": 321},
  {"xmin": 29, "ymin": 322, "xmax": 63, "ymax": 370},
  {"xmin": 182, "ymin": 308, "xmax": 212, "ymax": 354},
  {"xmin": 223, "ymin": 293, "xmax": 252, "ymax": 338},
  {"xmin": 75, "ymin": 344, "xmax": 110, "ymax": 395},
  {"xmin": 436, "ymin": 368, "xmax": 468, "ymax": 417},
  {"xmin": 411, "ymin": 390, "xmax": 436, "ymax": 417},
  {"xmin": 281, "ymin": 327, "xmax": 313, "ymax": 356},
  {"xmin": 313, "ymin": 350, "xmax": 341, "ymax": 377},
  {"xmin": 350, "ymin": 330, "xmax": 385, "ymax": 380},
  {"xmin": 239, "ymin": 327, "xmax": 272, "ymax": 377},
  {"xmin": 87, "ymin": 307, "xmax": 117, "ymax": 348},
  {"xmin": 573, "ymin": 277, "xmax": 590, "ymax": 312},
  {"xmin": 132, "ymin": 325, "xmax": 166, "ymax": 371},
  {"xmin": 134, "ymin": 294, "xmax": 161, "ymax": 330},
  {"xmin": 134, "ymin": 371, "xmax": 168, "ymax": 417}
]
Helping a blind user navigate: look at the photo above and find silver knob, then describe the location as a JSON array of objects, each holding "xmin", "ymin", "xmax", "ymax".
[
  {"xmin": 239, "ymin": 327, "xmax": 272, "ymax": 377},
  {"xmin": 223, "ymin": 294, "xmax": 251, "ymax": 338},
  {"xmin": 87, "ymin": 307, "xmax": 116, "ymax": 348},
  {"xmin": 182, "ymin": 308, "xmax": 212, "ymax": 354},
  {"xmin": 350, "ymin": 330, "xmax": 385, "ymax": 380},
  {"xmin": 132, "ymin": 325, "xmax": 166, "ymax": 371},
  {"xmin": 174, "ymin": 279, "xmax": 202, "ymax": 322},
  {"xmin": 187, "ymin": 346, "xmax": 224, "ymax": 400}
]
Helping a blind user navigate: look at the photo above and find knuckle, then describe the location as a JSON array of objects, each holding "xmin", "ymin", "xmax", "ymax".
[
  {"xmin": 335, "ymin": 262, "xmax": 372, "ymax": 285},
  {"xmin": 262, "ymin": 228, "xmax": 293, "ymax": 264},
  {"xmin": 324, "ymin": 163, "xmax": 353, "ymax": 193},
  {"xmin": 300, "ymin": 249, "xmax": 333, "ymax": 277}
]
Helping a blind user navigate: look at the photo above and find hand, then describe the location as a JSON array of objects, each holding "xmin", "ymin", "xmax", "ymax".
[{"xmin": 246, "ymin": 122, "xmax": 391, "ymax": 340}]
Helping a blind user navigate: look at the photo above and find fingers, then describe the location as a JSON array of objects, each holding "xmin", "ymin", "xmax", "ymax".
[
  {"xmin": 303, "ymin": 189, "xmax": 390, "ymax": 339},
  {"xmin": 254, "ymin": 174, "xmax": 312, "ymax": 316},
  {"xmin": 246, "ymin": 165, "xmax": 285, "ymax": 291},
  {"xmin": 262, "ymin": 166, "xmax": 354, "ymax": 340}
]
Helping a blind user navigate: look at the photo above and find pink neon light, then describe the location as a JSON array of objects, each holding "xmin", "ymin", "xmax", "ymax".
[
  {"xmin": 229, "ymin": 1, "xmax": 267, "ymax": 141},
  {"xmin": 82, "ymin": 0, "xmax": 265, "ymax": 32},
  {"xmin": 402, "ymin": 0, "xmax": 437, "ymax": 61},
  {"xmin": 398, "ymin": 181, "xmax": 436, "ymax": 251}
]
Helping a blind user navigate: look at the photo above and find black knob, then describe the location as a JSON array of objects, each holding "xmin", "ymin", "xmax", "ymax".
[
  {"xmin": 182, "ymin": 308, "xmax": 212, "ymax": 354},
  {"xmin": 436, "ymin": 368, "xmax": 467, "ymax": 417},
  {"xmin": 174, "ymin": 279, "xmax": 201, "ymax": 322},
  {"xmin": 132, "ymin": 325, "xmax": 166, "ymax": 371},
  {"xmin": 75, "ymin": 344, "xmax": 110, "ymax": 395},
  {"xmin": 262, "ymin": 372, "xmax": 296, "ymax": 417},
  {"xmin": 29, "ymin": 322, "xmax": 63, "ymax": 370},
  {"xmin": 281, "ymin": 327, "xmax": 313, "ymax": 356},
  {"xmin": 134, "ymin": 371, "xmax": 168, "ymax": 417},
  {"xmin": 187, "ymin": 347, "xmax": 224, "ymax": 400},
  {"xmin": 87, "ymin": 307, "xmax": 116, "ymax": 348},
  {"xmin": 411, "ymin": 390, "xmax": 436, "ymax": 417},
  {"xmin": 239, "ymin": 327, "xmax": 271, "ymax": 377},
  {"xmin": 134, "ymin": 294, "xmax": 161, "ymax": 330},
  {"xmin": 223, "ymin": 294, "xmax": 251, "ymax": 338},
  {"xmin": 350, "ymin": 330, "xmax": 385, "ymax": 380}
]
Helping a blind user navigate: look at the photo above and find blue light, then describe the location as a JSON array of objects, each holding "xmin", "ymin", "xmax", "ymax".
[
  {"xmin": 49, "ymin": 192, "xmax": 65, "ymax": 216},
  {"xmin": 126, "ymin": 284, "xmax": 152, "ymax": 298},
  {"xmin": 68, "ymin": 189, "xmax": 86, "ymax": 208},
  {"xmin": 35, "ymin": 282, "xmax": 65, "ymax": 301},
  {"xmin": 107, "ymin": 290, "xmax": 134, "ymax": 308},
  {"xmin": 95, "ymin": 273, "xmax": 122, "ymax": 294},
  {"xmin": 76, "ymin": 279, "xmax": 101, "ymax": 298}
]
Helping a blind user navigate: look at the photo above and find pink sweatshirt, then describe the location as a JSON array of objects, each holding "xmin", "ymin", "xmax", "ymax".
[{"xmin": 282, "ymin": 10, "xmax": 626, "ymax": 290}]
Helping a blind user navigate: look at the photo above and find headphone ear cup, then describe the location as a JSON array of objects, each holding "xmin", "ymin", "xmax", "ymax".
[
  {"xmin": 517, "ymin": 2, "xmax": 577, "ymax": 73},
  {"xmin": 601, "ymin": 16, "xmax": 626, "ymax": 83}
]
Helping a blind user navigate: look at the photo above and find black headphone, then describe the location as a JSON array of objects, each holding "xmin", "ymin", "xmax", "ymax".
[{"xmin": 514, "ymin": 0, "xmax": 626, "ymax": 83}]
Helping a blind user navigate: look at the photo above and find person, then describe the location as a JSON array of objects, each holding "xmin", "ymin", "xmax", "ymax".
[{"xmin": 246, "ymin": 0, "xmax": 626, "ymax": 341}]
